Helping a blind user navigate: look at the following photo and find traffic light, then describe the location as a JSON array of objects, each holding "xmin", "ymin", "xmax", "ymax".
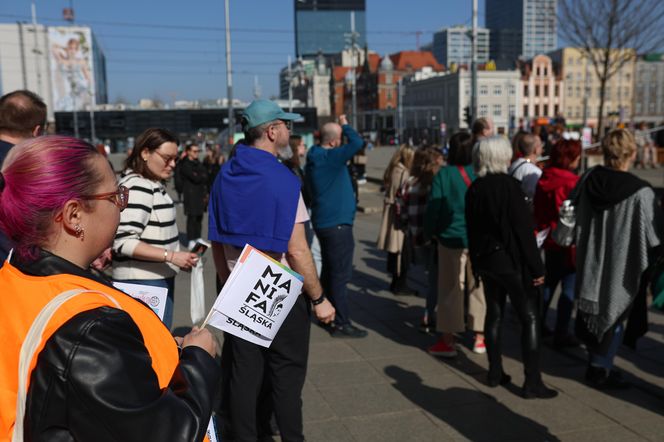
[{"xmin": 463, "ymin": 106, "xmax": 472, "ymax": 128}]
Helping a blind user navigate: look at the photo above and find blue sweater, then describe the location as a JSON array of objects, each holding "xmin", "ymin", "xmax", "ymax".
[{"xmin": 305, "ymin": 125, "xmax": 364, "ymax": 229}]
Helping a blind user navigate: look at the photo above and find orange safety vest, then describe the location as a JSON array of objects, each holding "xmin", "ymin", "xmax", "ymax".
[{"xmin": 0, "ymin": 261, "xmax": 180, "ymax": 441}]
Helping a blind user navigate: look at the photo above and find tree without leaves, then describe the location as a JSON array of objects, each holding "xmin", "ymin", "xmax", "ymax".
[{"xmin": 559, "ymin": 0, "xmax": 664, "ymax": 135}]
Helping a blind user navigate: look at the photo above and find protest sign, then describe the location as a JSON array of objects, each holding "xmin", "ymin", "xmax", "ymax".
[{"xmin": 204, "ymin": 244, "xmax": 304, "ymax": 347}]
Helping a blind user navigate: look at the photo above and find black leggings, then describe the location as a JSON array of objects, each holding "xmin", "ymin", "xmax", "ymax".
[{"xmin": 481, "ymin": 271, "xmax": 543, "ymax": 384}]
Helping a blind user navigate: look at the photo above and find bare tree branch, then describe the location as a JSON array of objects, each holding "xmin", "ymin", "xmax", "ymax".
[{"xmin": 558, "ymin": 0, "xmax": 664, "ymax": 134}]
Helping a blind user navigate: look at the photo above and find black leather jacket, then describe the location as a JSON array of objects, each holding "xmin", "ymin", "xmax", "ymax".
[{"xmin": 16, "ymin": 252, "xmax": 220, "ymax": 442}]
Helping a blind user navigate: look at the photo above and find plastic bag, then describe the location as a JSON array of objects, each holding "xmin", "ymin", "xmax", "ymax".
[{"xmin": 190, "ymin": 259, "xmax": 206, "ymax": 324}]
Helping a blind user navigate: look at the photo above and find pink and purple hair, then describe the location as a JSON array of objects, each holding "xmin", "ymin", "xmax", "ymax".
[{"xmin": 0, "ymin": 135, "xmax": 103, "ymax": 261}]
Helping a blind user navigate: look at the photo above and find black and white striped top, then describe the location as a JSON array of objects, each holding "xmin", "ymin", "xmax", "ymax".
[{"xmin": 112, "ymin": 170, "xmax": 180, "ymax": 280}]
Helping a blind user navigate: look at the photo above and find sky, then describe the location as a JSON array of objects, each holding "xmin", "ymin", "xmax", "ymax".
[{"xmin": 0, "ymin": 0, "xmax": 487, "ymax": 104}]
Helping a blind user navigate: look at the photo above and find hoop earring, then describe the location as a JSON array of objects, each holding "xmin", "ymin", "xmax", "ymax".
[{"xmin": 74, "ymin": 224, "xmax": 85, "ymax": 240}]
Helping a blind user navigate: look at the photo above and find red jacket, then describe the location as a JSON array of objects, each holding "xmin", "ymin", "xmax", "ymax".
[{"xmin": 534, "ymin": 166, "xmax": 579, "ymax": 252}]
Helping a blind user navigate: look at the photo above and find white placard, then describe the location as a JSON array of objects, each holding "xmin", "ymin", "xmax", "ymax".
[
  {"xmin": 113, "ymin": 282, "xmax": 168, "ymax": 321},
  {"xmin": 536, "ymin": 227, "xmax": 551, "ymax": 249},
  {"xmin": 206, "ymin": 416, "xmax": 219, "ymax": 442},
  {"xmin": 205, "ymin": 245, "xmax": 304, "ymax": 347}
]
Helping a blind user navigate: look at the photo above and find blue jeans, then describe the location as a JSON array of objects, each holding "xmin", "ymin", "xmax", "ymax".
[
  {"xmin": 542, "ymin": 249, "xmax": 576, "ymax": 337},
  {"xmin": 115, "ymin": 277, "xmax": 175, "ymax": 329},
  {"xmin": 590, "ymin": 323, "xmax": 624, "ymax": 369},
  {"xmin": 315, "ymin": 224, "xmax": 354, "ymax": 326}
]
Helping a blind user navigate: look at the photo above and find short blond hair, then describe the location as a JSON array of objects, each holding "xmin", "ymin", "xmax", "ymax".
[{"xmin": 602, "ymin": 129, "xmax": 636, "ymax": 169}]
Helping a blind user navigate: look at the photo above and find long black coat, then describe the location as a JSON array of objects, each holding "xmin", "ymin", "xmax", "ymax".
[{"xmin": 180, "ymin": 158, "xmax": 208, "ymax": 215}]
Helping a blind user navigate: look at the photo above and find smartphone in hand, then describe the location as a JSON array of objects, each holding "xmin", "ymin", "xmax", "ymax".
[{"xmin": 190, "ymin": 239, "xmax": 211, "ymax": 257}]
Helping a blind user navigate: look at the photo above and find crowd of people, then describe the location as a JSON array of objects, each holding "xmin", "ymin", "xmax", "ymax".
[
  {"xmin": 1, "ymin": 87, "xmax": 663, "ymax": 441},
  {"xmin": 386, "ymin": 117, "xmax": 663, "ymax": 400}
]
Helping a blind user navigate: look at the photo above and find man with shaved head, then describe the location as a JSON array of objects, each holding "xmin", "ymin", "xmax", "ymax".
[
  {"xmin": 508, "ymin": 133, "xmax": 543, "ymax": 200},
  {"xmin": 305, "ymin": 114, "xmax": 368, "ymax": 338}
]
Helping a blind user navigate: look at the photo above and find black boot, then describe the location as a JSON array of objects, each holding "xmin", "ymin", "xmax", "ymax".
[
  {"xmin": 585, "ymin": 365, "xmax": 630, "ymax": 390},
  {"xmin": 522, "ymin": 378, "xmax": 558, "ymax": 399}
]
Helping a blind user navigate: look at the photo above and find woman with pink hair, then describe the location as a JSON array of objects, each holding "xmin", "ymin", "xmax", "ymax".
[{"xmin": 0, "ymin": 136, "xmax": 219, "ymax": 441}]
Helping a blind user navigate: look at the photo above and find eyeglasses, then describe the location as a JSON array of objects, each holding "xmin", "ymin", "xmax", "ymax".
[
  {"xmin": 272, "ymin": 120, "xmax": 292, "ymax": 131},
  {"xmin": 152, "ymin": 150, "xmax": 178, "ymax": 164},
  {"xmin": 81, "ymin": 185, "xmax": 129, "ymax": 211}
]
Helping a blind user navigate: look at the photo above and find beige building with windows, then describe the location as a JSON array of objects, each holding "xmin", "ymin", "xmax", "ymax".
[
  {"xmin": 519, "ymin": 54, "xmax": 564, "ymax": 122},
  {"xmin": 549, "ymin": 47, "xmax": 635, "ymax": 127}
]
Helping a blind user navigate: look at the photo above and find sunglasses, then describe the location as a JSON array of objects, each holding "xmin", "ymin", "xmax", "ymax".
[{"xmin": 81, "ymin": 185, "xmax": 130, "ymax": 211}]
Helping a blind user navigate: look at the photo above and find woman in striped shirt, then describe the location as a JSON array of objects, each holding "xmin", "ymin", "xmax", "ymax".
[{"xmin": 112, "ymin": 128, "xmax": 199, "ymax": 328}]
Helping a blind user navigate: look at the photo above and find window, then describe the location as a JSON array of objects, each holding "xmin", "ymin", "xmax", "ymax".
[
  {"xmin": 554, "ymin": 85, "xmax": 559, "ymax": 96},
  {"xmin": 480, "ymin": 104, "xmax": 489, "ymax": 116},
  {"xmin": 535, "ymin": 104, "xmax": 540, "ymax": 116},
  {"xmin": 524, "ymin": 104, "xmax": 529, "ymax": 117},
  {"xmin": 554, "ymin": 104, "xmax": 559, "ymax": 115},
  {"xmin": 509, "ymin": 104, "xmax": 516, "ymax": 116},
  {"xmin": 509, "ymin": 84, "xmax": 516, "ymax": 95},
  {"xmin": 536, "ymin": 67, "xmax": 541, "ymax": 76},
  {"xmin": 524, "ymin": 85, "xmax": 529, "ymax": 96},
  {"xmin": 544, "ymin": 67, "xmax": 548, "ymax": 76},
  {"xmin": 544, "ymin": 104, "xmax": 549, "ymax": 116},
  {"xmin": 567, "ymin": 86, "xmax": 573, "ymax": 96},
  {"xmin": 576, "ymin": 86, "xmax": 582, "ymax": 97},
  {"xmin": 480, "ymin": 85, "xmax": 488, "ymax": 95},
  {"xmin": 493, "ymin": 85, "xmax": 502, "ymax": 95},
  {"xmin": 535, "ymin": 85, "xmax": 540, "ymax": 96},
  {"xmin": 544, "ymin": 85, "xmax": 549, "ymax": 96},
  {"xmin": 493, "ymin": 104, "xmax": 502, "ymax": 116}
]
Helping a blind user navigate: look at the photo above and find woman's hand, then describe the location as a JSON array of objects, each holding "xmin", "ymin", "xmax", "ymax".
[
  {"xmin": 182, "ymin": 326, "xmax": 219, "ymax": 358},
  {"xmin": 533, "ymin": 276, "xmax": 545, "ymax": 287},
  {"xmin": 171, "ymin": 251, "xmax": 199, "ymax": 270}
]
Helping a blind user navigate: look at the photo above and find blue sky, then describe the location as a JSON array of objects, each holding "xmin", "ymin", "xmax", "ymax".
[{"xmin": 0, "ymin": 0, "xmax": 487, "ymax": 103}]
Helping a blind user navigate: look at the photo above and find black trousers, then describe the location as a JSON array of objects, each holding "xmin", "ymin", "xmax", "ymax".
[
  {"xmin": 186, "ymin": 214, "xmax": 203, "ymax": 241},
  {"xmin": 220, "ymin": 294, "xmax": 311, "ymax": 442},
  {"xmin": 481, "ymin": 271, "xmax": 543, "ymax": 385}
]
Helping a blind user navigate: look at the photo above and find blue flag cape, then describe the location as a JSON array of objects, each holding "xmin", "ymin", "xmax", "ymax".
[{"xmin": 208, "ymin": 145, "xmax": 300, "ymax": 253}]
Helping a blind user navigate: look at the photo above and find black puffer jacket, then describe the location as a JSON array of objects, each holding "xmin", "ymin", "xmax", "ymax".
[{"xmin": 16, "ymin": 252, "xmax": 219, "ymax": 442}]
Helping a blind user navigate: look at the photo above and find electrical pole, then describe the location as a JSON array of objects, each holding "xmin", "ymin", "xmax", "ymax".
[
  {"xmin": 471, "ymin": 0, "xmax": 478, "ymax": 123},
  {"xmin": 287, "ymin": 55, "xmax": 293, "ymax": 112},
  {"xmin": 350, "ymin": 11, "xmax": 358, "ymax": 128},
  {"xmin": 224, "ymin": 0, "xmax": 234, "ymax": 146},
  {"xmin": 31, "ymin": 1, "xmax": 43, "ymax": 97},
  {"xmin": 397, "ymin": 78, "xmax": 403, "ymax": 143}
]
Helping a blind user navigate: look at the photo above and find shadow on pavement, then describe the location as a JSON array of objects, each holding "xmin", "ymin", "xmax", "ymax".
[{"xmin": 384, "ymin": 366, "xmax": 560, "ymax": 442}]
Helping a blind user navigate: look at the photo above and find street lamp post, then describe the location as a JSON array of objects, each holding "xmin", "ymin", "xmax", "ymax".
[{"xmin": 224, "ymin": 0, "xmax": 234, "ymax": 146}]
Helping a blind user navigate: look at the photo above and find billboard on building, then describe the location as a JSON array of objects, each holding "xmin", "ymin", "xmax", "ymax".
[{"xmin": 48, "ymin": 27, "xmax": 95, "ymax": 111}]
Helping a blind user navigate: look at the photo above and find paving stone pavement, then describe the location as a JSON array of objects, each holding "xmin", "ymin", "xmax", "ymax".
[{"xmin": 165, "ymin": 146, "xmax": 664, "ymax": 442}]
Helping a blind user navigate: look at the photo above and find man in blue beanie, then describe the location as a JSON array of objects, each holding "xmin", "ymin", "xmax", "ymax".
[{"xmin": 209, "ymin": 100, "xmax": 335, "ymax": 441}]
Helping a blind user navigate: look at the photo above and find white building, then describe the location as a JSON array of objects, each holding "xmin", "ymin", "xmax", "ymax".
[
  {"xmin": 0, "ymin": 23, "xmax": 107, "ymax": 120},
  {"xmin": 633, "ymin": 54, "xmax": 664, "ymax": 123},
  {"xmin": 432, "ymin": 26, "xmax": 490, "ymax": 68},
  {"xmin": 278, "ymin": 54, "xmax": 331, "ymax": 118},
  {"xmin": 404, "ymin": 69, "xmax": 522, "ymax": 134}
]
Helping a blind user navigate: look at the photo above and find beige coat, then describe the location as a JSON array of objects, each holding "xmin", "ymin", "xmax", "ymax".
[{"xmin": 377, "ymin": 163, "xmax": 410, "ymax": 253}]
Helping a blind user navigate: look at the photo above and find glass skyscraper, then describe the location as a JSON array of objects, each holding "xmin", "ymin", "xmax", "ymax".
[
  {"xmin": 486, "ymin": 0, "xmax": 557, "ymax": 68},
  {"xmin": 294, "ymin": 0, "xmax": 366, "ymax": 58}
]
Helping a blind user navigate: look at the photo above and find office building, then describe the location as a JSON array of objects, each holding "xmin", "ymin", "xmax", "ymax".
[
  {"xmin": 404, "ymin": 68, "xmax": 522, "ymax": 134},
  {"xmin": 432, "ymin": 26, "xmax": 490, "ymax": 68},
  {"xmin": 486, "ymin": 0, "xmax": 557, "ymax": 69},
  {"xmin": 294, "ymin": 0, "xmax": 366, "ymax": 58}
]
